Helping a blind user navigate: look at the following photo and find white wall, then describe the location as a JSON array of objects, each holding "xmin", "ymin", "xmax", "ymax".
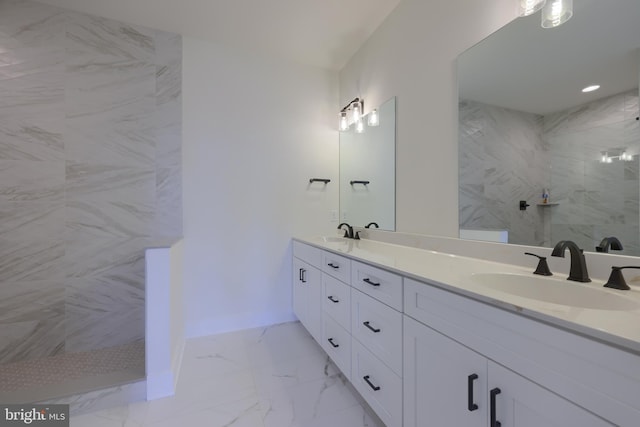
[
  {"xmin": 339, "ymin": 0, "xmax": 518, "ymax": 236},
  {"xmin": 182, "ymin": 37, "xmax": 339, "ymax": 337}
]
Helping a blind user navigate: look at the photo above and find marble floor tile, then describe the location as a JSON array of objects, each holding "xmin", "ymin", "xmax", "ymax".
[{"xmin": 70, "ymin": 322, "xmax": 384, "ymax": 427}]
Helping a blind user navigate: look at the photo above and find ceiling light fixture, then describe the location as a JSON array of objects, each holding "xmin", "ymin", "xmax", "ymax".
[
  {"xmin": 541, "ymin": 0, "xmax": 573, "ymax": 28},
  {"xmin": 582, "ymin": 85, "xmax": 600, "ymax": 93}
]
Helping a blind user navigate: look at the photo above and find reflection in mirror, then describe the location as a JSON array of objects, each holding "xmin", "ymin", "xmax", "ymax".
[
  {"xmin": 458, "ymin": 0, "xmax": 640, "ymax": 255},
  {"xmin": 340, "ymin": 97, "xmax": 396, "ymax": 230}
]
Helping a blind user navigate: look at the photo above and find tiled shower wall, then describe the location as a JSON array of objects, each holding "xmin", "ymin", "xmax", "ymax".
[
  {"xmin": 459, "ymin": 89, "xmax": 639, "ymax": 254},
  {"xmin": 459, "ymin": 100, "xmax": 547, "ymax": 246},
  {"xmin": 545, "ymin": 90, "xmax": 640, "ymax": 255},
  {"xmin": 0, "ymin": 0, "xmax": 182, "ymax": 364}
]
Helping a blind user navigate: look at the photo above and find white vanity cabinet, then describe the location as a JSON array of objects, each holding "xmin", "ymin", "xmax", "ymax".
[
  {"xmin": 292, "ymin": 242, "xmax": 323, "ymax": 343},
  {"xmin": 404, "ymin": 316, "xmax": 612, "ymax": 427},
  {"xmin": 292, "ymin": 239, "xmax": 640, "ymax": 427}
]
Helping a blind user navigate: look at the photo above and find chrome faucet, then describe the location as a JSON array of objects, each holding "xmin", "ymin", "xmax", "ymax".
[
  {"xmin": 551, "ymin": 240, "xmax": 591, "ymax": 282},
  {"xmin": 595, "ymin": 236, "xmax": 623, "ymax": 253},
  {"xmin": 337, "ymin": 223, "xmax": 358, "ymax": 239}
]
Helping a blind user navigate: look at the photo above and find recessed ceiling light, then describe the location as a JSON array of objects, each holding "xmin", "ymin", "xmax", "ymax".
[{"xmin": 582, "ymin": 85, "xmax": 600, "ymax": 93}]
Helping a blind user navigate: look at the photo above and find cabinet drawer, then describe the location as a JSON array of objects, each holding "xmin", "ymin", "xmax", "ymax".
[
  {"xmin": 322, "ymin": 274, "xmax": 351, "ymax": 331},
  {"xmin": 322, "ymin": 315, "xmax": 351, "ymax": 378},
  {"xmin": 351, "ymin": 260, "xmax": 403, "ymax": 310},
  {"xmin": 293, "ymin": 241, "xmax": 322, "ymax": 266},
  {"xmin": 322, "ymin": 251, "xmax": 351, "ymax": 283},
  {"xmin": 351, "ymin": 289, "xmax": 402, "ymax": 376},
  {"xmin": 351, "ymin": 339, "xmax": 402, "ymax": 427}
]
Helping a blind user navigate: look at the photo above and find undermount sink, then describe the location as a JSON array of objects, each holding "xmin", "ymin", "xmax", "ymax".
[{"xmin": 470, "ymin": 273, "xmax": 639, "ymax": 311}]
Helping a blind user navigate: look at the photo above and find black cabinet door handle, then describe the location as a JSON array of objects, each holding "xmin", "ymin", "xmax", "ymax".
[
  {"xmin": 363, "ymin": 375, "xmax": 381, "ymax": 391},
  {"xmin": 363, "ymin": 321, "xmax": 381, "ymax": 333},
  {"xmin": 490, "ymin": 387, "xmax": 501, "ymax": 427},
  {"xmin": 301, "ymin": 269, "xmax": 306, "ymax": 283},
  {"xmin": 467, "ymin": 374, "xmax": 478, "ymax": 411},
  {"xmin": 328, "ymin": 296, "xmax": 339, "ymax": 303},
  {"xmin": 327, "ymin": 263, "xmax": 339, "ymax": 269},
  {"xmin": 327, "ymin": 338, "xmax": 339, "ymax": 348},
  {"xmin": 363, "ymin": 278, "xmax": 380, "ymax": 287}
]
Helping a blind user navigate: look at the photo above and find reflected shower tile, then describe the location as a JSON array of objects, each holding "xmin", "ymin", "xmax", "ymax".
[
  {"xmin": 543, "ymin": 110, "xmax": 568, "ymax": 135},
  {"xmin": 0, "ymin": 160, "xmax": 64, "ymax": 201},
  {"xmin": 66, "ymin": 200, "xmax": 154, "ymax": 239},
  {"xmin": 0, "ymin": 280, "xmax": 64, "ymax": 364},
  {"xmin": 0, "ymin": 238, "xmax": 64, "ymax": 282},
  {"xmin": 0, "ymin": 202, "xmax": 64, "ymax": 241},
  {"xmin": 625, "ymin": 91, "xmax": 639, "ymax": 121},
  {"xmin": 567, "ymin": 91, "xmax": 628, "ymax": 131},
  {"xmin": 64, "ymin": 237, "xmax": 147, "ymax": 281},
  {"xmin": 65, "ymin": 276, "xmax": 145, "ymax": 352},
  {"xmin": 65, "ymin": 162, "xmax": 155, "ymax": 205}
]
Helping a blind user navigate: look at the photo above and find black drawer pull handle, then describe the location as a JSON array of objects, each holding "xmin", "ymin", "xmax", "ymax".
[
  {"xmin": 328, "ymin": 296, "xmax": 339, "ymax": 303},
  {"xmin": 328, "ymin": 338, "xmax": 339, "ymax": 348},
  {"xmin": 363, "ymin": 321, "xmax": 381, "ymax": 333},
  {"xmin": 299, "ymin": 268, "xmax": 303, "ymax": 281},
  {"xmin": 490, "ymin": 387, "xmax": 501, "ymax": 427},
  {"xmin": 363, "ymin": 278, "xmax": 380, "ymax": 287},
  {"xmin": 467, "ymin": 374, "xmax": 478, "ymax": 411},
  {"xmin": 327, "ymin": 263, "xmax": 339, "ymax": 269},
  {"xmin": 300, "ymin": 268, "xmax": 306, "ymax": 283},
  {"xmin": 363, "ymin": 375, "xmax": 381, "ymax": 391}
]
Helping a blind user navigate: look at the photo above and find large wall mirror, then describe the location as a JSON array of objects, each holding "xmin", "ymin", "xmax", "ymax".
[
  {"xmin": 340, "ymin": 96, "xmax": 396, "ymax": 230},
  {"xmin": 458, "ymin": 0, "xmax": 640, "ymax": 255}
]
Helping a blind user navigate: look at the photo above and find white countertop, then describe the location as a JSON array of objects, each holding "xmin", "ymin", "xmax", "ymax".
[{"xmin": 294, "ymin": 235, "xmax": 640, "ymax": 355}]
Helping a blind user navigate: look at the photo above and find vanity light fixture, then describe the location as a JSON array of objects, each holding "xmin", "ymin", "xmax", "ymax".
[
  {"xmin": 367, "ymin": 109, "xmax": 379, "ymax": 127},
  {"xmin": 600, "ymin": 150, "xmax": 633, "ymax": 163},
  {"xmin": 582, "ymin": 85, "xmax": 600, "ymax": 93},
  {"xmin": 339, "ymin": 111, "xmax": 349, "ymax": 131},
  {"xmin": 355, "ymin": 118, "xmax": 365, "ymax": 134},
  {"xmin": 351, "ymin": 100, "xmax": 362, "ymax": 122},
  {"xmin": 541, "ymin": 0, "xmax": 573, "ymax": 28},
  {"xmin": 519, "ymin": 0, "xmax": 547, "ymax": 17}
]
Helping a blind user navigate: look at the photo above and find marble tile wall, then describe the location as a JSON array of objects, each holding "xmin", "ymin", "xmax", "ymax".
[
  {"xmin": 545, "ymin": 90, "xmax": 640, "ymax": 255},
  {"xmin": 0, "ymin": 0, "xmax": 182, "ymax": 363},
  {"xmin": 459, "ymin": 100, "xmax": 548, "ymax": 246},
  {"xmin": 459, "ymin": 89, "xmax": 639, "ymax": 254}
]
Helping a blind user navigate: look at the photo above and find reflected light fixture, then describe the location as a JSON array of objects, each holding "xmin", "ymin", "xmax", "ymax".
[
  {"xmin": 367, "ymin": 109, "xmax": 379, "ymax": 127},
  {"xmin": 582, "ymin": 85, "xmax": 600, "ymax": 93},
  {"xmin": 355, "ymin": 119, "xmax": 365, "ymax": 134},
  {"xmin": 351, "ymin": 100, "xmax": 362, "ymax": 122},
  {"xmin": 339, "ymin": 111, "xmax": 349, "ymax": 131},
  {"xmin": 541, "ymin": 0, "xmax": 573, "ymax": 28},
  {"xmin": 519, "ymin": 0, "xmax": 546, "ymax": 17}
]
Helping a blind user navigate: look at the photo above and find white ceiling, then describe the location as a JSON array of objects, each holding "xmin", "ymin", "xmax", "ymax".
[
  {"xmin": 458, "ymin": 0, "xmax": 640, "ymax": 115},
  {"xmin": 37, "ymin": 0, "xmax": 402, "ymax": 70}
]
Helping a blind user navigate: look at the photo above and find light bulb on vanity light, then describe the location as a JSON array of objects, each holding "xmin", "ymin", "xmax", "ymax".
[
  {"xmin": 367, "ymin": 109, "xmax": 379, "ymax": 127},
  {"xmin": 541, "ymin": 0, "xmax": 573, "ymax": 28},
  {"xmin": 519, "ymin": 0, "xmax": 546, "ymax": 17},
  {"xmin": 351, "ymin": 100, "xmax": 362, "ymax": 122},
  {"xmin": 339, "ymin": 111, "xmax": 349, "ymax": 131},
  {"xmin": 355, "ymin": 119, "xmax": 364, "ymax": 134}
]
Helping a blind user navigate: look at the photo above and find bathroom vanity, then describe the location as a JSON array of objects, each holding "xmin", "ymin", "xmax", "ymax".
[{"xmin": 292, "ymin": 236, "xmax": 640, "ymax": 427}]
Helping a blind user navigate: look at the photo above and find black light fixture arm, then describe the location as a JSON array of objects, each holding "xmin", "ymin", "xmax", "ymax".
[{"xmin": 340, "ymin": 97, "xmax": 363, "ymax": 113}]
